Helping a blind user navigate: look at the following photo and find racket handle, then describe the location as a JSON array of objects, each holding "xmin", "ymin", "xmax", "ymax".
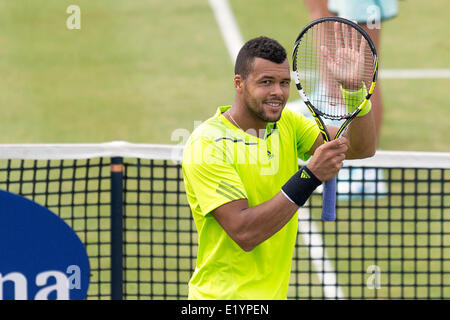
[{"xmin": 322, "ymin": 177, "xmax": 337, "ymax": 221}]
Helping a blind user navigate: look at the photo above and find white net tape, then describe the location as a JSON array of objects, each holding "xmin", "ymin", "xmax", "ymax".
[{"xmin": 0, "ymin": 141, "xmax": 449, "ymax": 169}]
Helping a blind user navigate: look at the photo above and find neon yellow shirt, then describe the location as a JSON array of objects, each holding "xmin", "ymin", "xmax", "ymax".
[{"xmin": 182, "ymin": 105, "xmax": 319, "ymax": 299}]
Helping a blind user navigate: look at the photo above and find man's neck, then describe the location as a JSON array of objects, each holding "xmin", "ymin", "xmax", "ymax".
[{"xmin": 225, "ymin": 105, "xmax": 267, "ymax": 139}]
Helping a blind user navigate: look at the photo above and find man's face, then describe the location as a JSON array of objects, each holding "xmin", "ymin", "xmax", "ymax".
[{"xmin": 239, "ymin": 57, "xmax": 291, "ymax": 123}]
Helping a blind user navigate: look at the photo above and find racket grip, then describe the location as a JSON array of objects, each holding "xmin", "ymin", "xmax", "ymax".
[{"xmin": 322, "ymin": 177, "xmax": 337, "ymax": 221}]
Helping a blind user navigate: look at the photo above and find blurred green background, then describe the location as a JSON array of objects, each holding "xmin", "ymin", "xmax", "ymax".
[{"xmin": 0, "ymin": 0, "xmax": 449, "ymax": 151}]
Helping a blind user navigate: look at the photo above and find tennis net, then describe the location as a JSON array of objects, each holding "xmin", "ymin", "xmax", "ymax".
[{"xmin": 0, "ymin": 141, "xmax": 449, "ymax": 299}]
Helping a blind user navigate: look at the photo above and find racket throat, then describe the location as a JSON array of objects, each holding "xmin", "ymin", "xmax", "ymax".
[
  {"xmin": 312, "ymin": 113, "xmax": 331, "ymax": 142},
  {"xmin": 335, "ymin": 118, "xmax": 352, "ymax": 138}
]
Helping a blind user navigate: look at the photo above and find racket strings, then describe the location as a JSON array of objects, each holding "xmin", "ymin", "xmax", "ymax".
[{"xmin": 295, "ymin": 21, "xmax": 375, "ymax": 119}]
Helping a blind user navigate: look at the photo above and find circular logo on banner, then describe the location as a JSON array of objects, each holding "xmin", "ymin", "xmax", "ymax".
[{"xmin": 0, "ymin": 190, "xmax": 90, "ymax": 300}]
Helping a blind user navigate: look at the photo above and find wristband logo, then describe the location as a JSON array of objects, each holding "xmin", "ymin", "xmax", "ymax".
[{"xmin": 0, "ymin": 190, "xmax": 90, "ymax": 300}]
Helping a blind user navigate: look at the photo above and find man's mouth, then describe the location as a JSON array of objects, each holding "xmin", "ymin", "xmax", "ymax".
[{"xmin": 264, "ymin": 101, "xmax": 283, "ymax": 109}]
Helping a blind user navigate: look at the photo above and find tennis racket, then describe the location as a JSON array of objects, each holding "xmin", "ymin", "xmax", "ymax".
[{"xmin": 292, "ymin": 17, "xmax": 378, "ymax": 221}]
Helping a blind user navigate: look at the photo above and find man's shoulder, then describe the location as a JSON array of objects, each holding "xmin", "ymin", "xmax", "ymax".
[
  {"xmin": 279, "ymin": 107, "xmax": 308, "ymax": 124},
  {"xmin": 182, "ymin": 111, "xmax": 233, "ymax": 166},
  {"xmin": 187, "ymin": 116, "xmax": 228, "ymax": 146},
  {"xmin": 277, "ymin": 107, "xmax": 314, "ymax": 135}
]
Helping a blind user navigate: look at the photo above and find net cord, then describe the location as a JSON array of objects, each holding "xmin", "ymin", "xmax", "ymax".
[{"xmin": 0, "ymin": 141, "xmax": 449, "ymax": 169}]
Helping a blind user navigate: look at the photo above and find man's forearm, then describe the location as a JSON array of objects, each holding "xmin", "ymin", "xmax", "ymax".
[
  {"xmin": 338, "ymin": 84, "xmax": 377, "ymax": 159},
  {"xmin": 237, "ymin": 192, "xmax": 300, "ymax": 251},
  {"xmin": 326, "ymin": 107, "xmax": 376, "ymax": 160},
  {"xmin": 212, "ymin": 192, "xmax": 299, "ymax": 252},
  {"xmin": 344, "ymin": 110, "xmax": 377, "ymax": 159}
]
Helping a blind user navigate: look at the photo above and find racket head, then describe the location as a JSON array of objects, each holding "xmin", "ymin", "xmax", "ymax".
[{"xmin": 292, "ymin": 17, "xmax": 378, "ymax": 124}]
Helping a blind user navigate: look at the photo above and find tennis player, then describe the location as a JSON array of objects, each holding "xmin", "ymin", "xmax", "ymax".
[{"xmin": 182, "ymin": 36, "xmax": 376, "ymax": 299}]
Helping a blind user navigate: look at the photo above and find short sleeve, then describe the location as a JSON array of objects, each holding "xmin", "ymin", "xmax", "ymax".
[
  {"xmin": 182, "ymin": 138, "xmax": 248, "ymax": 217},
  {"xmin": 287, "ymin": 111, "xmax": 320, "ymax": 161}
]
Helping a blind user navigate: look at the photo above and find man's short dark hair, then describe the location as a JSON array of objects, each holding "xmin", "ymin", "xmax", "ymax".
[{"xmin": 234, "ymin": 36, "xmax": 287, "ymax": 79}]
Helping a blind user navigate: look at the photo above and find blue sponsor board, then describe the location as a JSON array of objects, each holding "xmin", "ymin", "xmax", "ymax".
[{"xmin": 0, "ymin": 190, "xmax": 90, "ymax": 300}]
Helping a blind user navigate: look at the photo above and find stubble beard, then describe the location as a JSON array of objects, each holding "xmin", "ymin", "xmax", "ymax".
[{"xmin": 243, "ymin": 92, "xmax": 283, "ymax": 124}]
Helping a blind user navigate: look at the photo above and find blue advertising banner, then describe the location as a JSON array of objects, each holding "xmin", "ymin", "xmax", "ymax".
[{"xmin": 0, "ymin": 190, "xmax": 90, "ymax": 300}]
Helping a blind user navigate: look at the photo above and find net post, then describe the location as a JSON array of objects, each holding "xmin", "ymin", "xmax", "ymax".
[{"xmin": 110, "ymin": 157, "xmax": 124, "ymax": 300}]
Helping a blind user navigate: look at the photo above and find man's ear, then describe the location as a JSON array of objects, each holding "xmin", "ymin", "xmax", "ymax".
[{"xmin": 234, "ymin": 75, "xmax": 244, "ymax": 91}]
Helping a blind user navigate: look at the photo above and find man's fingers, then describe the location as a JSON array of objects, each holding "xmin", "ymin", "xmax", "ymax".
[
  {"xmin": 320, "ymin": 45, "xmax": 329, "ymax": 58},
  {"xmin": 309, "ymin": 137, "xmax": 349, "ymax": 181},
  {"xmin": 334, "ymin": 22, "xmax": 343, "ymax": 48},
  {"xmin": 325, "ymin": 137, "xmax": 348, "ymax": 148},
  {"xmin": 352, "ymin": 26, "xmax": 358, "ymax": 50},
  {"xmin": 342, "ymin": 23, "xmax": 349, "ymax": 48},
  {"xmin": 359, "ymin": 36, "xmax": 367, "ymax": 55}
]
